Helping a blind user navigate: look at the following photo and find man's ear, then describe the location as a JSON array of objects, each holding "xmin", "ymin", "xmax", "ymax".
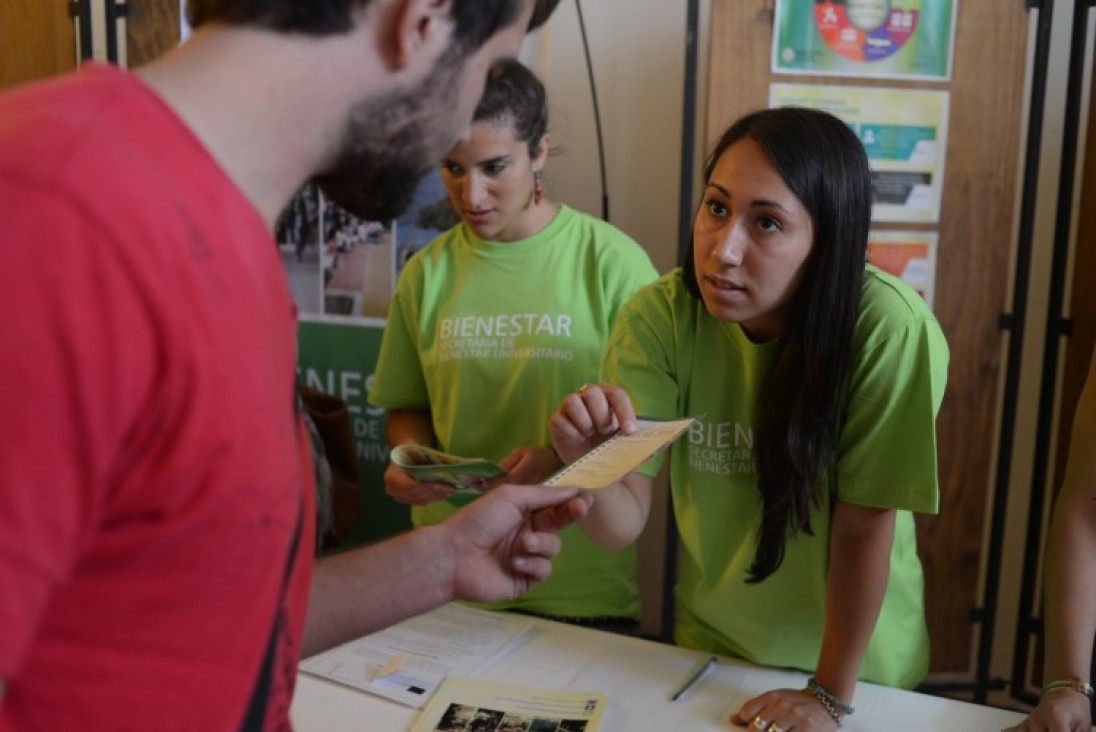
[{"xmin": 389, "ymin": 0, "xmax": 455, "ymax": 70}]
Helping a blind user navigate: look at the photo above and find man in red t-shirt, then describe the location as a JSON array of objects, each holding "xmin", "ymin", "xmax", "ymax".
[{"xmin": 0, "ymin": 1, "xmax": 586, "ymax": 730}]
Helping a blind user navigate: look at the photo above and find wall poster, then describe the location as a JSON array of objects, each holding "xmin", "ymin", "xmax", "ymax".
[
  {"xmin": 277, "ymin": 173, "xmax": 456, "ymax": 542},
  {"xmin": 772, "ymin": 0, "xmax": 957, "ymax": 81},
  {"xmin": 769, "ymin": 83, "xmax": 950, "ymax": 223},
  {"xmin": 868, "ymin": 229, "xmax": 939, "ymax": 308}
]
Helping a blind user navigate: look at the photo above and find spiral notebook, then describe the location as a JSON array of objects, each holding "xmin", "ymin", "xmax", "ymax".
[{"xmin": 543, "ymin": 417, "xmax": 695, "ymax": 490}]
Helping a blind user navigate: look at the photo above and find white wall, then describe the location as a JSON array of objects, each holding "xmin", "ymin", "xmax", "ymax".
[{"xmin": 520, "ymin": 0, "xmax": 709, "ymax": 274}]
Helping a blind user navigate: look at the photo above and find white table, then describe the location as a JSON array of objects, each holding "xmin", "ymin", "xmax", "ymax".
[{"xmin": 291, "ymin": 607, "xmax": 1028, "ymax": 731}]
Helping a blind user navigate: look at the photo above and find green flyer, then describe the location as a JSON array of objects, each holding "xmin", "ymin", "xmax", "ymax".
[{"xmin": 772, "ymin": 0, "xmax": 956, "ymax": 80}]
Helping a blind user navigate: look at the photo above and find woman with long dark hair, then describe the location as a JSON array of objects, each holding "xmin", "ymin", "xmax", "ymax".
[{"xmin": 550, "ymin": 106, "xmax": 948, "ymax": 731}]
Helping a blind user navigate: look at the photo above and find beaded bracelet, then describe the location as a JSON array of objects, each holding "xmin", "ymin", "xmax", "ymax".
[
  {"xmin": 1041, "ymin": 678, "xmax": 1095, "ymax": 699},
  {"xmin": 806, "ymin": 677, "xmax": 855, "ymax": 726}
]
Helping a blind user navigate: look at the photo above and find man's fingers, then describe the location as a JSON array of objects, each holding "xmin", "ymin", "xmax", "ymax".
[
  {"xmin": 510, "ymin": 555, "xmax": 552, "ymax": 583},
  {"xmin": 493, "ymin": 483, "xmax": 582, "ymax": 513},
  {"xmin": 518, "ymin": 530, "xmax": 561, "ymax": 557},
  {"xmin": 529, "ymin": 494, "xmax": 591, "ymax": 533}
]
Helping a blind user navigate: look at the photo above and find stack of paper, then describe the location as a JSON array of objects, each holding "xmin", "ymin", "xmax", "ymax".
[{"xmin": 299, "ymin": 604, "xmax": 533, "ymax": 708}]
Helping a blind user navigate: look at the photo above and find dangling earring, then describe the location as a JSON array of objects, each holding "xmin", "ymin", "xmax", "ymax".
[{"xmin": 533, "ymin": 170, "xmax": 544, "ymax": 205}]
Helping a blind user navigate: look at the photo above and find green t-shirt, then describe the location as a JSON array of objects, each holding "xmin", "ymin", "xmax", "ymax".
[
  {"xmin": 603, "ymin": 265, "xmax": 948, "ymax": 687},
  {"xmin": 369, "ymin": 205, "xmax": 658, "ymax": 618}
]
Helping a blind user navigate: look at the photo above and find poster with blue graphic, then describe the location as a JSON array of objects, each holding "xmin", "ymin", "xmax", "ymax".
[
  {"xmin": 770, "ymin": 83, "xmax": 950, "ymax": 222},
  {"xmin": 772, "ymin": 0, "xmax": 957, "ymax": 81}
]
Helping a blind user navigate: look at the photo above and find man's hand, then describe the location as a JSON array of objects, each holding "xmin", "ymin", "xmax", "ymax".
[{"xmin": 440, "ymin": 483, "xmax": 591, "ymax": 602}]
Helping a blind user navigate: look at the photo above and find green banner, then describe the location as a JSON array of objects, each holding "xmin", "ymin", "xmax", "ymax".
[{"xmin": 297, "ymin": 319, "xmax": 411, "ymax": 543}]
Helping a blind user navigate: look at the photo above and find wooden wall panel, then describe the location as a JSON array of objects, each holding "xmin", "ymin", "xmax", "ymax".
[
  {"xmin": 0, "ymin": 1, "xmax": 76, "ymax": 90},
  {"xmin": 707, "ymin": 0, "xmax": 1029, "ymax": 673}
]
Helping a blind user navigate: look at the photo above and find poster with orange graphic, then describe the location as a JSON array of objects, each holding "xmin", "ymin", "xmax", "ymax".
[{"xmin": 867, "ymin": 230, "xmax": 938, "ymax": 308}]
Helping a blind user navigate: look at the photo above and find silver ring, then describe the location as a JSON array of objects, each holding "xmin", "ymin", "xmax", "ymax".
[
  {"xmin": 751, "ymin": 717, "xmax": 768, "ymax": 731},
  {"xmin": 766, "ymin": 724, "xmax": 785, "ymax": 732}
]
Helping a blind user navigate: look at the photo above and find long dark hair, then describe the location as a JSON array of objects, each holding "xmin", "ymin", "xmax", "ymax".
[
  {"xmin": 186, "ymin": 0, "xmax": 560, "ymax": 42},
  {"xmin": 683, "ymin": 107, "xmax": 871, "ymax": 582}
]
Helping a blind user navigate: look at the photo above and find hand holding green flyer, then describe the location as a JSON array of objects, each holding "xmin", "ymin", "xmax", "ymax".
[{"xmin": 390, "ymin": 445, "xmax": 506, "ymax": 490}]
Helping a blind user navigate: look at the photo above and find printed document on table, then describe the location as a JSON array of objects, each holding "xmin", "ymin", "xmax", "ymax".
[
  {"xmin": 299, "ymin": 604, "xmax": 533, "ymax": 708},
  {"xmin": 410, "ymin": 676, "xmax": 606, "ymax": 732}
]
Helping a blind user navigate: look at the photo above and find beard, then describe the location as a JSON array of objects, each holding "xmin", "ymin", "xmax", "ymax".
[{"xmin": 312, "ymin": 54, "xmax": 464, "ymax": 222}]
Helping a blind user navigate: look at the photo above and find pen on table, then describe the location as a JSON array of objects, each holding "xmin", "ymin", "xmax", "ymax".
[{"xmin": 670, "ymin": 656, "xmax": 718, "ymax": 702}]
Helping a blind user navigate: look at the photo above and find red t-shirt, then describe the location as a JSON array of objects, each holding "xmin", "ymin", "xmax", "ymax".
[{"xmin": 0, "ymin": 64, "xmax": 315, "ymax": 730}]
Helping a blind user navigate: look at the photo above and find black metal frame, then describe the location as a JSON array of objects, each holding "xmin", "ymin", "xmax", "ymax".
[
  {"xmin": 1010, "ymin": 0, "xmax": 1096, "ymax": 707},
  {"xmin": 73, "ymin": 0, "xmax": 128, "ymax": 63},
  {"xmin": 104, "ymin": 1, "xmax": 128, "ymax": 63},
  {"xmin": 936, "ymin": 0, "xmax": 1056, "ymax": 704},
  {"xmin": 72, "ymin": 0, "xmax": 94, "ymax": 61}
]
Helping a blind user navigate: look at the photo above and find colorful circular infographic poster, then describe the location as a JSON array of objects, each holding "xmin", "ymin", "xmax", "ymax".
[
  {"xmin": 815, "ymin": 0, "xmax": 919, "ymax": 63},
  {"xmin": 773, "ymin": 0, "xmax": 953, "ymax": 80}
]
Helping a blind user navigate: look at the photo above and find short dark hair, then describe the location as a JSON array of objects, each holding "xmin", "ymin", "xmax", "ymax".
[
  {"xmin": 683, "ymin": 106, "xmax": 871, "ymax": 582},
  {"xmin": 186, "ymin": 0, "xmax": 560, "ymax": 42},
  {"xmin": 473, "ymin": 59, "xmax": 548, "ymax": 159}
]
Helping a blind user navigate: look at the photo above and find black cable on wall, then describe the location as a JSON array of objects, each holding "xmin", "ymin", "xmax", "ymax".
[{"xmin": 574, "ymin": 0, "xmax": 609, "ymax": 222}]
